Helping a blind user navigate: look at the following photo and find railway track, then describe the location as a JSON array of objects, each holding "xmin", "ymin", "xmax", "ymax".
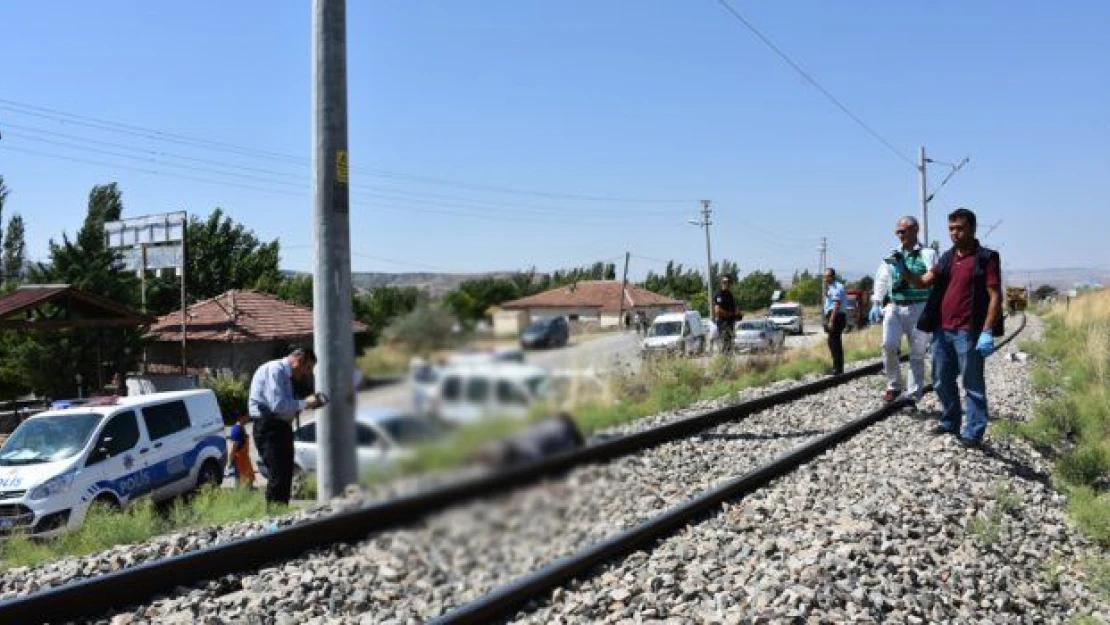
[{"xmin": 0, "ymin": 316, "xmax": 1025, "ymax": 623}]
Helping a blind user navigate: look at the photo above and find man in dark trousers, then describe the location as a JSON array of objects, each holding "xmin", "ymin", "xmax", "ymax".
[
  {"xmin": 249, "ymin": 348, "xmax": 326, "ymax": 504},
  {"xmin": 714, "ymin": 275, "xmax": 740, "ymax": 354},
  {"xmin": 900, "ymin": 207, "xmax": 1002, "ymax": 449},
  {"xmin": 823, "ymin": 268, "xmax": 848, "ymax": 375}
]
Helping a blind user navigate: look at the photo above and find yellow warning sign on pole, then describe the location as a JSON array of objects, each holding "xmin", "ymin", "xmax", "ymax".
[{"xmin": 336, "ymin": 149, "xmax": 349, "ymax": 184}]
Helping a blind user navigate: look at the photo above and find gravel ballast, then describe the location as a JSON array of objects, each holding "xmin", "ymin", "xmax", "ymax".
[{"xmin": 511, "ymin": 315, "xmax": 1110, "ymax": 624}]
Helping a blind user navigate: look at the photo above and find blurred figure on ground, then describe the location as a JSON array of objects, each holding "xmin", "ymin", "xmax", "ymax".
[
  {"xmin": 624, "ymin": 312, "xmax": 632, "ymax": 331},
  {"xmin": 870, "ymin": 216, "xmax": 938, "ymax": 402},
  {"xmin": 476, "ymin": 412, "xmax": 586, "ymax": 470},
  {"xmin": 226, "ymin": 414, "xmax": 256, "ymax": 488},
  {"xmin": 714, "ymin": 275, "xmax": 740, "ymax": 354},
  {"xmin": 823, "ymin": 268, "xmax": 848, "ymax": 375},
  {"xmin": 900, "ymin": 207, "xmax": 1003, "ymax": 449},
  {"xmin": 249, "ymin": 347, "xmax": 326, "ymax": 505}
]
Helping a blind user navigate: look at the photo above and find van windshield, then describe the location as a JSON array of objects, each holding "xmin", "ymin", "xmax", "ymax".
[
  {"xmin": 770, "ymin": 306, "xmax": 800, "ymax": 316},
  {"xmin": 0, "ymin": 413, "xmax": 102, "ymax": 465},
  {"xmin": 648, "ymin": 321, "xmax": 683, "ymax": 337}
]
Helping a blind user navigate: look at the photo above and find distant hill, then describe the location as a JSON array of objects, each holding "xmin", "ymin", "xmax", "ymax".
[
  {"xmin": 282, "ymin": 270, "xmax": 516, "ymax": 297},
  {"xmin": 1008, "ymin": 267, "xmax": 1110, "ymax": 291}
]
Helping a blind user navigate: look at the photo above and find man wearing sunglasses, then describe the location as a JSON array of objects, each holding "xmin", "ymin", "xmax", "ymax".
[{"xmin": 869, "ymin": 216, "xmax": 938, "ymax": 402}]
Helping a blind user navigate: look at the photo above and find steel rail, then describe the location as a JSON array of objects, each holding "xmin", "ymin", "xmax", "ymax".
[{"xmin": 433, "ymin": 313, "xmax": 1027, "ymax": 624}]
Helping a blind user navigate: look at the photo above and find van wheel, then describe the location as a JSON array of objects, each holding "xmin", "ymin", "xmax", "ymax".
[{"xmin": 196, "ymin": 460, "xmax": 223, "ymax": 492}]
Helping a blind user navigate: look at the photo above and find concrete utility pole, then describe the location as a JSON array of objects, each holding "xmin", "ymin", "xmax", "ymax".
[
  {"xmin": 617, "ymin": 251, "xmax": 630, "ymax": 328},
  {"xmin": 918, "ymin": 146, "xmax": 969, "ymax": 249},
  {"xmin": 312, "ymin": 0, "xmax": 357, "ymax": 501},
  {"xmin": 919, "ymin": 146, "xmax": 929, "ymax": 248},
  {"xmin": 818, "ymin": 237, "xmax": 828, "ymax": 276},
  {"xmin": 689, "ymin": 201, "xmax": 714, "ymax": 316}
]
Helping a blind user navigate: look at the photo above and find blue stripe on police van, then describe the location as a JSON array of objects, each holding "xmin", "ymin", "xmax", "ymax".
[{"xmin": 82, "ymin": 436, "xmax": 226, "ymax": 503}]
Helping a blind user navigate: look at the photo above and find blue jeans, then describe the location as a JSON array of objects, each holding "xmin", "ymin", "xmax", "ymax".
[{"xmin": 932, "ymin": 329, "xmax": 989, "ymax": 441}]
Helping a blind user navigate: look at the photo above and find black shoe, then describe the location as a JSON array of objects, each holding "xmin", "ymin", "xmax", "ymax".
[
  {"xmin": 931, "ymin": 425, "xmax": 956, "ymax": 437},
  {"xmin": 958, "ymin": 437, "xmax": 982, "ymax": 450}
]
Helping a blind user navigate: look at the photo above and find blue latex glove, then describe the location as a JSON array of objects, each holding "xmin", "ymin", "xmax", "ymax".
[
  {"xmin": 868, "ymin": 303, "xmax": 882, "ymax": 324},
  {"xmin": 976, "ymin": 332, "xmax": 995, "ymax": 357}
]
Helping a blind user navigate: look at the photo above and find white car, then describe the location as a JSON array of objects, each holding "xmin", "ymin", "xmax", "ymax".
[
  {"xmin": 642, "ymin": 311, "xmax": 708, "ymax": 357},
  {"xmin": 423, "ymin": 362, "xmax": 550, "ymax": 426},
  {"xmin": 734, "ymin": 318, "xmax": 786, "ymax": 352},
  {"xmin": 768, "ymin": 302, "xmax": 805, "ymax": 335},
  {"xmin": 273, "ymin": 408, "xmax": 441, "ymax": 491},
  {"xmin": 0, "ymin": 391, "xmax": 226, "ymax": 537}
]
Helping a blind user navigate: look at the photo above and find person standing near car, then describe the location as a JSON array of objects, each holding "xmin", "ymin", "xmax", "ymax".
[
  {"xmin": 899, "ymin": 208, "xmax": 1003, "ymax": 449},
  {"xmin": 714, "ymin": 275, "xmax": 740, "ymax": 354},
  {"xmin": 226, "ymin": 413, "xmax": 256, "ymax": 489},
  {"xmin": 869, "ymin": 216, "xmax": 938, "ymax": 402},
  {"xmin": 823, "ymin": 268, "xmax": 848, "ymax": 375},
  {"xmin": 249, "ymin": 347, "xmax": 326, "ymax": 505}
]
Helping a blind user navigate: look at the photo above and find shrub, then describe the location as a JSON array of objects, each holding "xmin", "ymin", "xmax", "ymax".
[
  {"xmin": 201, "ymin": 373, "xmax": 249, "ymax": 425},
  {"xmin": 1056, "ymin": 443, "xmax": 1110, "ymax": 487}
]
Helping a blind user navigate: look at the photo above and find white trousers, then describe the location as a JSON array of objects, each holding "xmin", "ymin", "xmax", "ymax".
[{"xmin": 882, "ymin": 301, "xmax": 930, "ymax": 398}]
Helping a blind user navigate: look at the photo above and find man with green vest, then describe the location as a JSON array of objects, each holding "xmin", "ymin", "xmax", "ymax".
[{"xmin": 869, "ymin": 215, "xmax": 938, "ymax": 402}]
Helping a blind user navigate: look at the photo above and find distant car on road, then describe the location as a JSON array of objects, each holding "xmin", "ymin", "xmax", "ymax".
[
  {"xmin": 768, "ymin": 302, "xmax": 804, "ymax": 335},
  {"xmin": 520, "ymin": 316, "xmax": 570, "ymax": 349},
  {"xmin": 642, "ymin": 311, "xmax": 707, "ymax": 357},
  {"xmin": 734, "ymin": 318, "xmax": 786, "ymax": 353},
  {"xmin": 259, "ymin": 407, "xmax": 442, "ymax": 495},
  {"xmin": 419, "ymin": 362, "xmax": 550, "ymax": 426}
]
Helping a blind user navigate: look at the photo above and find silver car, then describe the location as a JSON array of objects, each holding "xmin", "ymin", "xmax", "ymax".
[{"xmin": 734, "ymin": 318, "xmax": 786, "ymax": 352}]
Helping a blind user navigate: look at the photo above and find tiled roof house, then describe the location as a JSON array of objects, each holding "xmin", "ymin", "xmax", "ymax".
[{"xmin": 145, "ymin": 290, "xmax": 366, "ymax": 376}]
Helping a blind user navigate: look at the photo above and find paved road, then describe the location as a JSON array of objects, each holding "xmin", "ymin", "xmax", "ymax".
[{"xmin": 356, "ymin": 331, "xmax": 642, "ymax": 412}]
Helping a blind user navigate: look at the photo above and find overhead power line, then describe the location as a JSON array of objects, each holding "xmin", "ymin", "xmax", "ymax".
[
  {"xmin": 714, "ymin": 0, "xmax": 916, "ymax": 169},
  {"xmin": 0, "ymin": 98, "xmax": 692, "ymax": 204}
]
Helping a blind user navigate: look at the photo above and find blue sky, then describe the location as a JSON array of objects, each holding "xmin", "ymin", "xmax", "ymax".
[{"xmin": 2, "ymin": 1, "xmax": 1108, "ymax": 283}]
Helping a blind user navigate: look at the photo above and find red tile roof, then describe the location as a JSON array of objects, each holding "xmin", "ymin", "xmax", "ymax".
[
  {"xmin": 146, "ymin": 290, "xmax": 367, "ymax": 343},
  {"xmin": 501, "ymin": 280, "xmax": 684, "ymax": 314}
]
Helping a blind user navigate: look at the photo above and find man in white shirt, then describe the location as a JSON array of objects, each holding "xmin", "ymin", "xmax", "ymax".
[
  {"xmin": 249, "ymin": 348, "xmax": 326, "ymax": 505},
  {"xmin": 869, "ymin": 216, "xmax": 938, "ymax": 402}
]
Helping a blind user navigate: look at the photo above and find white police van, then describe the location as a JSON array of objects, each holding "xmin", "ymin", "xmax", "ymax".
[{"xmin": 0, "ymin": 390, "xmax": 227, "ymax": 537}]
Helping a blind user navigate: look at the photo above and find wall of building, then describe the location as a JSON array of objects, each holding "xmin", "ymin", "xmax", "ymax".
[{"xmin": 146, "ymin": 339, "xmax": 302, "ymax": 378}]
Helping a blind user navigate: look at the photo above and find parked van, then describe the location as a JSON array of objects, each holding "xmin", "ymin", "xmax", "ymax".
[
  {"xmin": 641, "ymin": 311, "xmax": 707, "ymax": 357},
  {"xmin": 768, "ymin": 302, "xmax": 805, "ymax": 335},
  {"xmin": 420, "ymin": 362, "xmax": 549, "ymax": 426},
  {"xmin": 0, "ymin": 390, "xmax": 227, "ymax": 537}
]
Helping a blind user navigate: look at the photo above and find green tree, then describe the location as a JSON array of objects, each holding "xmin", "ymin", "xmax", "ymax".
[
  {"xmin": 384, "ymin": 305, "xmax": 456, "ymax": 354},
  {"xmin": 443, "ymin": 277, "xmax": 523, "ymax": 323},
  {"xmin": 353, "ymin": 285, "xmax": 423, "ymax": 346},
  {"xmin": 1034, "ymin": 284, "xmax": 1059, "ymax": 301},
  {"xmin": 733, "ymin": 270, "xmax": 783, "ymax": 311},
  {"xmin": 267, "ymin": 273, "xmax": 314, "ymax": 308},
  {"xmin": 146, "ymin": 208, "xmax": 282, "ymax": 315},
  {"xmin": 642, "ymin": 261, "xmax": 708, "ymax": 314},
  {"xmin": 786, "ymin": 270, "xmax": 822, "ymax": 306},
  {"xmin": 2, "ymin": 214, "xmax": 26, "ymax": 285},
  {"xmin": 17, "ymin": 183, "xmax": 140, "ymax": 397}
]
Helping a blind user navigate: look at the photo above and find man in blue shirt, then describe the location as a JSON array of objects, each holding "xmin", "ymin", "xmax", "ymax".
[
  {"xmin": 249, "ymin": 348, "xmax": 325, "ymax": 505},
  {"xmin": 823, "ymin": 268, "xmax": 849, "ymax": 375}
]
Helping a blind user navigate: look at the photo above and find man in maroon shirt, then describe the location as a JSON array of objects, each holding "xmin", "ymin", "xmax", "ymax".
[{"xmin": 900, "ymin": 208, "xmax": 1003, "ymax": 448}]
